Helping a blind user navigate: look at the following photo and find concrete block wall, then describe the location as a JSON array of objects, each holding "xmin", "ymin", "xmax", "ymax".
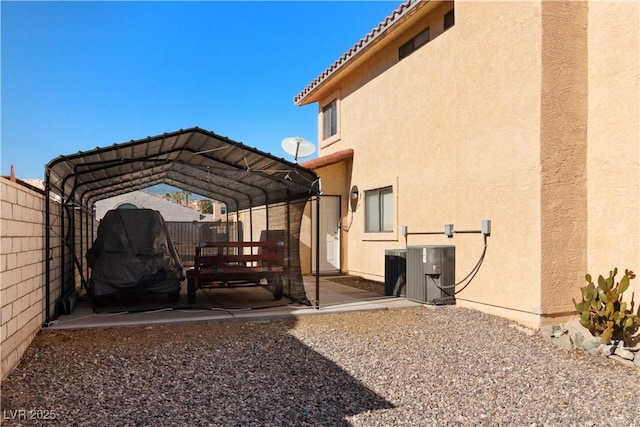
[
  {"xmin": 0, "ymin": 177, "xmax": 69, "ymax": 379},
  {"xmin": 1, "ymin": 178, "xmax": 47, "ymax": 378}
]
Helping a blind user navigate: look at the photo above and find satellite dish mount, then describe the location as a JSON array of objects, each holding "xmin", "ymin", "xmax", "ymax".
[{"xmin": 281, "ymin": 136, "xmax": 316, "ymax": 162}]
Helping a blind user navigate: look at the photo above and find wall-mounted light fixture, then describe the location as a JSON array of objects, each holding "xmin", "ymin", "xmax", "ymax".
[
  {"xmin": 350, "ymin": 185, "xmax": 359, "ymax": 211},
  {"xmin": 351, "ymin": 186, "xmax": 359, "ymax": 200}
]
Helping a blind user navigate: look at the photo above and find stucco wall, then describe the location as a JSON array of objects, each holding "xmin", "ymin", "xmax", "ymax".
[
  {"xmin": 309, "ymin": 0, "xmax": 640, "ymax": 328},
  {"xmin": 539, "ymin": 1, "xmax": 589, "ymax": 320},
  {"xmin": 315, "ymin": 1, "xmax": 545, "ymax": 327},
  {"xmin": 586, "ymin": 1, "xmax": 640, "ymax": 304},
  {"xmin": 300, "ymin": 206, "xmax": 312, "ymax": 275},
  {"xmin": 450, "ymin": 1, "xmax": 545, "ymax": 326}
]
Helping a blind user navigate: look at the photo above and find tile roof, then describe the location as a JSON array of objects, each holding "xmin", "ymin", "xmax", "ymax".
[
  {"xmin": 293, "ymin": 0, "xmax": 424, "ymax": 105},
  {"xmin": 300, "ymin": 149, "xmax": 354, "ymax": 170}
]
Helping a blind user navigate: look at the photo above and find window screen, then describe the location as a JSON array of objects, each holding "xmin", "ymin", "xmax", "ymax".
[
  {"xmin": 365, "ymin": 186, "xmax": 393, "ymax": 232},
  {"xmin": 322, "ymin": 100, "xmax": 337, "ymax": 139}
]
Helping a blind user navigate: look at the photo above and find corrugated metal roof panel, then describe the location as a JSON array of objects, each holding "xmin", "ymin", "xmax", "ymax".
[{"xmin": 46, "ymin": 127, "xmax": 321, "ymax": 212}]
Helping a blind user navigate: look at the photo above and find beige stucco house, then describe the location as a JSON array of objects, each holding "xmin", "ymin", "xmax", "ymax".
[{"xmin": 296, "ymin": 0, "xmax": 640, "ymax": 329}]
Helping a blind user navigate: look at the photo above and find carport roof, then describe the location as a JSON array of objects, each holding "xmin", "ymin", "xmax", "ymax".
[{"xmin": 46, "ymin": 127, "xmax": 321, "ymax": 212}]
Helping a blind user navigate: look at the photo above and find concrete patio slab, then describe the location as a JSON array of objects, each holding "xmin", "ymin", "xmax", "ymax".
[{"xmin": 46, "ymin": 276, "xmax": 421, "ymax": 330}]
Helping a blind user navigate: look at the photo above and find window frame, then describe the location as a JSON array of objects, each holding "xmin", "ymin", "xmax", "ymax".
[
  {"xmin": 399, "ymin": 26, "xmax": 430, "ymax": 60},
  {"xmin": 444, "ymin": 8, "xmax": 455, "ymax": 31},
  {"xmin": 364, "ymin": 186, "xmax": 394, "ymax": 233},
  {"xmin": 322, "ymin": 99, "xmax": 338, "ymax": 140}
]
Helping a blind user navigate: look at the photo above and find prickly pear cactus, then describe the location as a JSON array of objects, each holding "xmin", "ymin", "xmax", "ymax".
[{"xmin": 573, "ymin": 268, "xmax": 638, "ymax": 344}]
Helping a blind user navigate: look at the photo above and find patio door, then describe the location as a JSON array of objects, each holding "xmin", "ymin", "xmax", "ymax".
[{"xmin": 311, "ymin": 196, "xmax": 341, "ymax": 274}]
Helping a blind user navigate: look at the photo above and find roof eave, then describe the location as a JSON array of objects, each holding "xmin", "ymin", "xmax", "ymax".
[
  {"xmin": 294, "ymin": 0, "xmax": 429, "ymax": 106},
  {"xmin": 300, "ymin": 149, "xmax": 354, "ymax": 170}
]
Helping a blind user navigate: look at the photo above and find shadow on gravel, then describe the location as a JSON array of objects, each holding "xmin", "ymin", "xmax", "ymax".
[{"xmin": 1, "ymin": 318, "xmax": 394, "ymax": 426}]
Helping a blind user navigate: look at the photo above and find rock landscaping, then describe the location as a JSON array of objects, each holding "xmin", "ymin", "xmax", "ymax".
[
  {"xmin": 542, "ymin": 318, "xmax": 640, "ymax": 369},
  {"xmin": 2, "ymin": 307, "xmax": 639, "ymax": 426}
]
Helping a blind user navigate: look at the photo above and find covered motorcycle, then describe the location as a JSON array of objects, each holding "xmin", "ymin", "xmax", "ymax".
[{"xmin": 86, "ymin": 209, "xmax": 184, "ymax": 301}]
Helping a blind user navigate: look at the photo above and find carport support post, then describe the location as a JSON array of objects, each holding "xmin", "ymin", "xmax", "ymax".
[
  {"xmin": 286, "ymin": 200, "xmax": 291, "ymax": 284},
  {"xmin": 85, "ymin": 205, "xmax": 91, "ymax": 280},
  {"xmin": 59, "ymin": 196, "xmax": 65, "ymax": 313},
  {"xmin": 78, "ymin": 204, "xmax": 83, "ymax": 286},
  {"xmin": 45, "ymin": 174, "xmax": 51, "ymax": 323},
  {"xmin": 315, "ymin": 195, "xmax": 320, "ymax": 309}
]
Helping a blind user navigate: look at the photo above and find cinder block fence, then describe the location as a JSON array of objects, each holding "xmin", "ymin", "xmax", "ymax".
[{"xmin": 1, "ymin": 177, "xmax": 67, "ymax": 379}]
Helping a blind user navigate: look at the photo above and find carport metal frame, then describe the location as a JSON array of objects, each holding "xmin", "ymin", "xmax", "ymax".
[{"xmin": 44, "ymin": 127, "xmax": 322, "ymax": 323}]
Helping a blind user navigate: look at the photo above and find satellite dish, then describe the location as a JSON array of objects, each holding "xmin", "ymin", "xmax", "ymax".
[{"xmin": 281, "ymin": 136, "xmax": 316, "ymax": 162}]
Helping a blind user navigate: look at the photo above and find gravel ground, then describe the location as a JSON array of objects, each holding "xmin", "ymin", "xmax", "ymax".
[{"xmin": 2, "ymin": 307, "xmax": 640, "ymax": 426}]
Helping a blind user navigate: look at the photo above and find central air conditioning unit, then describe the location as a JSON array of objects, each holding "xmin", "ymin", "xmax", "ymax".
[
  {"xmin": 406, "ymin": 245, "xmax": 455, "ymax": 305},
  {"xmin": 384, "ymin": 249, "xmax": 406, "ymax": 297}
]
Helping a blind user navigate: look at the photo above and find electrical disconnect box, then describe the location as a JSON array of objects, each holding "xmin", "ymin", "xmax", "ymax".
[{"xmin": 406, "ymin": 245, "xmax": 455, "ymax": 305}]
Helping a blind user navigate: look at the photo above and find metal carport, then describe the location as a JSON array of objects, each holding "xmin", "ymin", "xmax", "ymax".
[{"xmin": 44, "ymin": 127, "xmax": 322, "ymax": 323}]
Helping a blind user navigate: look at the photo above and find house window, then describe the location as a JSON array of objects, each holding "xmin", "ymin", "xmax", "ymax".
[
  {"xmin": 220, "ymin": 205, "xmax": 227, "ymax": 215},
  {"xmin": 322, "ymin": 99, "xmax": 338, "ymax": 140},
  {"xmin": 399, "ymin": 27, "xmax": 430, "ymax": 60},
  {"xmin": 444, "ymin": 9, "xmax": 455, "ymax": 30},
  {"xmin": 365, "ymin": 186, "xmax": 393, "ymax": 232}
]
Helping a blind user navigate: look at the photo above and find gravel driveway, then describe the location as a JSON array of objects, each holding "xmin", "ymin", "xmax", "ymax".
[{"xmin": 2, "ymin": 307, "xmax": 639, "ymax": 426}]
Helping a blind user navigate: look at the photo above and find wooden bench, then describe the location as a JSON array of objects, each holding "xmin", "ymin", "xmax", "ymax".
[{"xmin": 186, "ymin": 241, "xmax": 285, "ymax": 304}]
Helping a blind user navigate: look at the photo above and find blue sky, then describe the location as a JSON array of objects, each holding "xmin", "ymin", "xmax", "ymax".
[{"xmin": 1, "ymin": 1, "xmax": 398, "ymax": 180}]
